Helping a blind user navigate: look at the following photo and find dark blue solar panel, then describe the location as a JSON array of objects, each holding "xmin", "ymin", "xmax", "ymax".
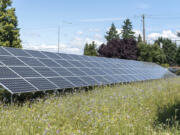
[
  {"xmin": 42, "ymin": 51, "xmax": 61, "ymax": 59},
  {"xmin": 68, "ymin": 60, "xmax": 85, "ymax": 67},
  {"xmin": 57, "ymin": 53, "xmax": 75, "ymax": 60},
  {"xmin": 80, "ymin": 76, "xmax": 99, "ymax": 86},
  {"xmin": 79, "ymin": 68, "xmax": 97, "ymax": 75},
  {"xmin": 0, "ymin": 67, "xmax": 19, "ymax": 78},
  {"xmin": 25, "ymin": 50, "xmax": 48, "ymax": 58},
  {"xmin": 0, "ymin": 47, "xmax": 11, "ymax": 56},
  {"xmin": 91, "ymin": 68, "xmax": 106, "ymax": 75},
  {"xmin": 33, "ymin": 67, "xmax": 59, "ymax": 77},
  {"xmin": 48, "ymin": 77, "xmax": 75, "ymax": 89},
  {"xmin": 65, "ymin": 77, "xmax": 88, "ymax": 87},
  {"xmin": 0, "ymin": 56, "xmax": 26, "ymax": 66},
  {"xmin": 18, "ymin": 57, "xmax": 44, "ymax": 67},
  {"xmin": 4, "ymin": 47, "xmax": 31, "ymax": 57},
  {"xmin": 92, "ymin": 76, "xmax": 110, "ymax": 85},
  {"xmin": 55, "ymin": 60, "xmax": 73, "ymax": 67},
  {"xmin": 10, "ymin": 67, "xmax": 41, "ymax": 78},
  {"xmin": 67, "ymin": 68, "xmax": 87, "ymax": 76},
  {"xmin": 52, "ymin": 68, "xmax": 74, "ymax": 76},
  {"xmin": 0, "ymin": 79, "xmax": 37, "ymax": 93},
  {"xmin": 27, "ymin": 78, "xmax": 57, "ymax": 90},
  {"xmin": 38, "ymin": 59, "xmax": 60, "ymax": 67}
]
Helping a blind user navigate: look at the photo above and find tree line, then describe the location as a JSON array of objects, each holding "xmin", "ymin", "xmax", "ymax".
[{"xmin": 84, "ymin": 19, "xmax": 180, "ymax": 66}]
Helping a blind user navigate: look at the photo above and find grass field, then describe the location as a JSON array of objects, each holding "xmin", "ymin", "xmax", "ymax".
[{"xmin": 0, "ymin": 78, "xmax": 180, "ymax": 135}]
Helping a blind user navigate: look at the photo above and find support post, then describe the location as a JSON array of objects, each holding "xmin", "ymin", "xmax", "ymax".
[{"xmin": 10, "ymin": 94, "xmax": 13, "ymax": 104}]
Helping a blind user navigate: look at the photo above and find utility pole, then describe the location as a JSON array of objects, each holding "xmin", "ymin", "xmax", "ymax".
[
  {"xmin": 58, "ymin": 26, "xmax": 60, "ymax": 53},
  {"xmin": 142, "ymin": 14, "xmax": 146, "ymax": 43}
]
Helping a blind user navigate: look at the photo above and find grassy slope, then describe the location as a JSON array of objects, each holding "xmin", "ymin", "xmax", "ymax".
[{"xmin": 0, "ymin": 78, "xmax": 180, "ymax": 135}]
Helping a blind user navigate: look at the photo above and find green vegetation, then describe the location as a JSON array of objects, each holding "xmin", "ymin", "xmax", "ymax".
[
  {"xmin": 0, "ymin": 0, "xmax": 22, "ymax": 48},
  {"xmin": 121, "ymin": 19, "xmax": 135, "ymax": 40},
  {"xmin": 105, "ymin": 23, "xmax": 120, "ymax": 42},
  {"xmin": 138, "ymin": 42, "xmax": 166, "ymax": 64},
  {"xmin": 83, "ymin": 41, "xmax": 98, "ymax": 56},
  {"xmin": 0, "ymin": 78, "xmax": 180, "ymax": 134}
]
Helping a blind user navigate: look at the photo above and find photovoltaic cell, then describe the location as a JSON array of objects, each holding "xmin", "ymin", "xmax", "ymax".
[
  {"xmin": 25, "ymin": 50, "xmax": 48, "ymax": 58},
  {"xmin": 80, "ymin": 76, "xmax": 98, "ymax": 86},
  {"xmin": 0, "ymin": 67, "xmax": 19, "ymax": 78},
  {"xmin": 0, "ymin": 47, "xmax": 11, "ymax": 56},
  {"xmin": 55, "ymin": 60, "xmax": 73, "ymax": 67},
  {"xmin": 92, "ymin": 76, "xmax": 110, "ymax": 85},
  {"xmin": 48, "ymin": 77, "xmax": 75, "ymax": 89},
  {"xmin": 68, "ymin": 60, "xmax": 85, "ymax": 67},
  {"xmin": 38, "ymin": 58, "xmax": 60, "ymax": 67},
  {"xmin": 65, "ymin": 77, "xmax": 88, "ymax": 87},
  {"xmin": 33, "ymin": 67, "xmax": 59, "ymax": 77},
  {"xmin": 42, "ymin": 51, "xmax": 61, "ymax": 59},
  {"xmin": 52, "ymin": 68, "xmax": 74, "ymax": 76},
  {"xmin": 0, "ymin": 79, "xmax": 37, "ymax": 93},
  {"xmin": 67, "ymin": 68, "xmax": 87, "ymax": 76},
  {"xmin": 10, "ymin": 67, "xmax": 41, "ymax": 78},
  {"xmin": 27, "ymin": 78, "xmax": 57, "ymax": 90},
  {"xmin": 4, "ymin": 47, "xmax": 31, "ymax": 57},
  {"xmin": 0, "ymin": 56, "xmax": 26, "ymax": 66},
  {"xmin": 18, "ymin": 57, "xmax": 44, "ymax": 67}
]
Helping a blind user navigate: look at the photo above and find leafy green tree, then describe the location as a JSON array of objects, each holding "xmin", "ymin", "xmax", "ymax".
[
  {"xmin": 121, "ymin": 19, "xmax": 135, "ymax": 39},
  {"xmin": 105, "ymin": 23, "xmax": 120, "ymax": 42},
  {"xmin": 176, "ymin": 47, "xmax": 180, "ymax": 65},
  {"xmin": 84, "ymin": 41, "xmax": 98, "ymax": 56},
  {"xmin": 138, "ymin": 42, "xmax": 166, "ymax": 64},
  {"xmin": 137, "ymin": 34, "xmax": 142, "ymax": 43},
  {"xmin": 155, "ymin": 37, "xmax": 177, "ymax": 65},
  {"xmin": 0, "ymin": 0, "xmax": 22, "ymax": 48}
]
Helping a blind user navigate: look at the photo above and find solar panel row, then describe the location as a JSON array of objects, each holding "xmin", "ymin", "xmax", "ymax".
[{"xmin": 0, "ymin": 46, "xmax": 176, "ymax": 94}]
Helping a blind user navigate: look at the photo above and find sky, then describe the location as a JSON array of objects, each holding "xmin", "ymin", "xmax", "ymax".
[{"xmin": 12, "ymin": 0, "xmax": 180, "ymax": 54}]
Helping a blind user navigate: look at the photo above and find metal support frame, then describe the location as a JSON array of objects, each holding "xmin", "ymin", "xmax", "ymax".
[{"xmin": 10, "ymin": 94, "xmax": 13, "ymax": 104}]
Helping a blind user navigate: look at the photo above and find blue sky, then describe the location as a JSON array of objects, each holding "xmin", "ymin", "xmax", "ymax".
[{"xmin": 13, "ymin": 0, "xmax": 180, "ymax": 54}]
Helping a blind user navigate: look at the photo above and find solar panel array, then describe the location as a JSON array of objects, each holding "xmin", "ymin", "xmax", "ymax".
[{"xmin": 0, "ymin": 46, "xmax": 176, "ymax": 94}]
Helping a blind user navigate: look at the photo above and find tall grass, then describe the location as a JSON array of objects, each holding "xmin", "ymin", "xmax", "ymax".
[{"xmin": 0, "ymin": 78, "xmax": 180, "ymax": 135}]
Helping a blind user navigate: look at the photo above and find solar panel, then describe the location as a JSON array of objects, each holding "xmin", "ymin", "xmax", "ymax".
[
  {"xmin": 18, "ymin": 57, "xmax": 44, "ymax": 67},
  {"xmin": 0, "ymin": 79, "xmax": 37, "ymax": 93},
  {"xmin": 65, "ymin": 77, "xmax": 88, "ymax": 87},
  {"xmin": 0, "ymin": 56, "xmax": 26, "ymax": 66},
  {"xmin": 26, "ymin": 78, "xmax": 57, "ymax": 90},
  {"xmin": 25, "ymin": 50, "xmax": 48, "ymax": 58},
  {"xmin": 33, "ymin": 67, "xmax": 59, "ymax": 77},
  {"xmin": 80, "ymin": 76, "xmax": 99, "ymax": 86},
  {"xmin": 0, "ymin": 47, "xmax": 11, "ymax": 56},
  {"xmin": 48, "ymin": 77, "xmax": 75, "ymax": 89},
  {"xmin": 10, "ymin": 67, "xmax": 41, "ymax": 78},
  {"xmin": 67, "ymin": 68, "xmax": 87, "ymax": 76},
  {"xmin": 0, "ymin": 67, "xmax": 19, "ymax": 78},
  {"xmin": 52, "ymin": 68, "xmax": 74, "ymax": 76},
  {"xmin": 38, "ymin": 58, "xmax": 60, "ymax": 67},
  {"xmin": 4, "ymin": 47, "xmax": 30, "ymax": 57},
  {"xmin": 0, "ymin": 46, "xmax": 176, "ymax": 94}
]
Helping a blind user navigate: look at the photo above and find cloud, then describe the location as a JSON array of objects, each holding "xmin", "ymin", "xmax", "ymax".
[
  {"xmin": 148, "ymin": 30, "xmax": 178, "ymax": 40},
  {"xmin": 23, "ymin": 43, "xmax": 82, "ymax": 55},
  {"xmin": 77, "ymin": 31, "xmax": 83, "ymax": 35},
  {"xmin": 80, "ymin": 17, "xmax": 124, "ymax": 22}
]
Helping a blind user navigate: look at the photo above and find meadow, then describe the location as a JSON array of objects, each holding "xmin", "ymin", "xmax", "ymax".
[{"xmin": 0, "ymin": 78, "xmax": 180, "ymax": 135}]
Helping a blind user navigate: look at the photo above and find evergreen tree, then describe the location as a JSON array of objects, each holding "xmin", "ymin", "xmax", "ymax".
[
  {"xmin": 138, "ymin": 42, "xmax": 166, "ymax": 64},
  {"xmin": 0, "ymin": 0, "xmax": 22, "ymax": 48},
  {"xmin": 176, "ymin": 46, "xmax": 180, "ymax": 65},
  {"xmin": 121, "ymin": 19, "xmax": 135, "ymax": 39},
  {"xmin": 105, "ymin": 23, "xmax": 120, "ymax": 42},
  {"xmin": 155, "ymin": 37, "xmax": 177, "ymax": 65},
  {"xmin": 84, "ymin": 41, "xmax": 97, "ymax": 56},
  {"xmin": 137, "ymin": 34, "xmax": 142, "ymax": 43}
]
